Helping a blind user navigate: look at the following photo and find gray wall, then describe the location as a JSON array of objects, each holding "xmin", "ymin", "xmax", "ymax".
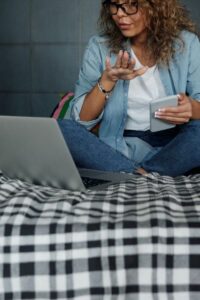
[{"xmin": 0, "ymin": 0, "xmax": 199, "ymax": 117}]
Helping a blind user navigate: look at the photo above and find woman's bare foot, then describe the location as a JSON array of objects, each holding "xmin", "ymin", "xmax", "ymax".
[{"xmin": 136, "ymin": 167, "xmax": 148, "ymax": 175}]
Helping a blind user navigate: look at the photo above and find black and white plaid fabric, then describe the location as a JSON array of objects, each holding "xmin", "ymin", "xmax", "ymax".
[{"xmin": 0, "ymin": 171, "xmax": 200, "ymax": 300}]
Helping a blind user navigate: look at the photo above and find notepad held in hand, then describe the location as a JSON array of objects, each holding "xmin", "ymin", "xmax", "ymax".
[{"xmin": 150, "ymin": 95, "xmax": 178, "ymax": 132}]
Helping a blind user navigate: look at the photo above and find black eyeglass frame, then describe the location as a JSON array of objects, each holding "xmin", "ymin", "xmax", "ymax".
[{"xmin": 103, "ymin": 0, "xmax": 139, "ymax": 16}]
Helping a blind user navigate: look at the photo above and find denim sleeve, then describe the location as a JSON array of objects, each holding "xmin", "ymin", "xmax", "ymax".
[
  {"xmin": 187, "ymin": 35, "xmax": 200, "ymax": 101},
  {"xmin": 70, "ymin": 36, "xmax": 106, "ymax": 130},
  {"xmin": 70, "ymin": 94, "xmax": 104, "ymax": 130}
]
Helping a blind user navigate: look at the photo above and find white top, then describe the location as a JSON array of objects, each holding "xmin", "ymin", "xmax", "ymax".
[{"xmin": 125, "ymin": 50, "xmax": 166, "ymax": 131}]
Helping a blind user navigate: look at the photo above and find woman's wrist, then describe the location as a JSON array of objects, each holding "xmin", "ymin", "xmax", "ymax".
[
  {"xmin": 97, "ymin": 79, "xmax": 113, "ymax": 99},
  {"xmin": 190, "ymin": 98, "xmax": 200, "ymax": 119},
  {"xmin": 97, "ymin": 72, "xmax": 117, "ymax": 99},
  {"xmin": 100, "ymin": 71, "xmax": 117, "ymax": 89}
]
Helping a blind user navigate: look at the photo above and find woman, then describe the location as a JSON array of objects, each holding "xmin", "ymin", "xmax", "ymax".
[{"xmin": 58, "ymin": 0, "xmax": 200, "ymax": 176}]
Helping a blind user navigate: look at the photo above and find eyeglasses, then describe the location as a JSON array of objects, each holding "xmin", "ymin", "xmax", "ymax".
[{"xmin": 103, "ymin": 1, "xmax": 139, "ymax": 16}]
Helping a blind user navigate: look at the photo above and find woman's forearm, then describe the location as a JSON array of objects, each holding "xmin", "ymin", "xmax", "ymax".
[
  {"xmin": 79, "ymin": 73, "xmax": 116, "ymax": 121},
  {"xmin": 79, "ymin": 84, "xmax": 108, "ymax": 121}
]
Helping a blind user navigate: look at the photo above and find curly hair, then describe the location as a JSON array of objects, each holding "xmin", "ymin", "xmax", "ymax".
[{"xmin": 98, "ymin": 0, "xmax": 199, "ymax": 65}]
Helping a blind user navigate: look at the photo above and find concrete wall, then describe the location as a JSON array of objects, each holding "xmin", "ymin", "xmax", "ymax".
[{"xmin": 0, "ymin": 0, "xmax": 199, "ymax": 116}]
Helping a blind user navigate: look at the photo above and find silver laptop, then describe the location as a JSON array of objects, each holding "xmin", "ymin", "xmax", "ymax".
[{"xmin": 0, "ymin": 116, "xmax": 134, "ymax": 191}]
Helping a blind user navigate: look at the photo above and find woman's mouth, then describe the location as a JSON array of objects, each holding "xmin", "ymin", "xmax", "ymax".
[{"xmin": 118, "ymin": 23, "xmax": 132, "ymax": 30}]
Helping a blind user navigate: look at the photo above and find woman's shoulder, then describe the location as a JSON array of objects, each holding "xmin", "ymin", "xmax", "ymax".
[
  {"xmin": 173, "ymin": 30, "xmax": 200, "ymax": 55},
  {"xmin": 171, "ymin": 30, "xmax": 200, "ymax": 64},
  {"xmin": 87, "ymin": 34, "xmax": 110, "ymax": 49},
  {"xmin": 82, "ymin": 35, "xmax": 111, "ymax": 62},
  {"xmin": 179, "ymin": 30, "xmax": 199, "ymax": 43}
]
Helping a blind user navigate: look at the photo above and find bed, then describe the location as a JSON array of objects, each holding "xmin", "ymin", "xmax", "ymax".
[{"xmin": 0, "ymin": 170, "xmax": 200, "ymax": 299}]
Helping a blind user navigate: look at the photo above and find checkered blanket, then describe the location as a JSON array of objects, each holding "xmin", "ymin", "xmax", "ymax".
[{"xmin": 0, "ymin": 171, "xmax": 200, "ymax": 300}]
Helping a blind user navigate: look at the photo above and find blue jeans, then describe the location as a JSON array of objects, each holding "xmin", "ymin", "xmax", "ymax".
[
  {"xmin": 140, "ymin": 121, "xmax": 200, "ymax": 176},
  {"xmin": 58, "ymin": 119, "xmax": 200, "ymax": 176},
  {"xmin": 58, "ymin": 119, "xmax": 137, "ymax": 173}
]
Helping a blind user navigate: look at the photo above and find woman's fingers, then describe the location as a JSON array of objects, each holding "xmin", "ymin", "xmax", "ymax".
[
  {"xmin": 128, "ymin": 57, "xmax": 136, "ymax": 70},
  {"xmin": 121, "ymin": 51, "xmax": 129, "ymax": 68},
  {"xmin": 155, "ymin": 114, "xmax": 191, "ymax": 124},
  {"xmin": 114, "ymin": 50, "xmax": 131, "ymax": 69},
  {"xmin": 134, "ymin": 66, "xmax": 148, "ymax": 76},
  {"xmin": 115, "ymin": 50, "xmax": 123, "ymax": 68},
  {"xmin": 155, "ymin": 97, "xmax": 192, "ymax": 122},
  {"xmin": 105, "ymin": 56, "xmax": 112, "ymax": 71},
  {"xmin": 105, "ymin": 51, "xmax": 148, "ymax": 81}
]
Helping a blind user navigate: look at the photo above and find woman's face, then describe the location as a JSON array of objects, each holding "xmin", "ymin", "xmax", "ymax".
[{"xmin": 109, "ymin": 0, "xmax": 148, "ymax": 42}]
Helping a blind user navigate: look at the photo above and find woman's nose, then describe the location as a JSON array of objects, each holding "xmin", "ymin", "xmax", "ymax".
[{"xmin": 116, "ymin": 7, "xmax": 127, "ymax": 17}]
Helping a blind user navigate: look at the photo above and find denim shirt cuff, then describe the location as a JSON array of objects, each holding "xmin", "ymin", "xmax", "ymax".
[{"xmin": 71, "ymin": 94, "xmax": 103, "ymax": 131}]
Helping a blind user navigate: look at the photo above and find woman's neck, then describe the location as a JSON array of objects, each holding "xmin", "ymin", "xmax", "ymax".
[
  {"xmin": 131, "ymin": 41, "xmax": 155, "ymax": 67},
  {"xmin": 127, "ymin": 30, "xmax": 155, "ymax": 66}
]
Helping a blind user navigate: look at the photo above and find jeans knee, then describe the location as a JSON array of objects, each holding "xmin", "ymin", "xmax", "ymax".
[
  {"xmin": 181, "ymin": 120, "xmax": 200, "ymax": 133},
  {"xmin": 192, "ymin": 120, "xmax": 200, "ymax": 126},
  {"xmin": 58, "ymin": 118, "xmax": 74, "ymax": 127},
  {"xmin": 186, "ymin": 119, "xmax": 200, "ymax": 127},
  {"xmin": 57, "ymin": 119, "xmax": 85, "ymax": 133}
]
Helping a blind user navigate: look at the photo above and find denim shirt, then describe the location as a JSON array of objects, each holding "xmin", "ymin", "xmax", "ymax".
[{"xmin": 70, "ymin": 31, "xmax": 200, "ymax": 157}]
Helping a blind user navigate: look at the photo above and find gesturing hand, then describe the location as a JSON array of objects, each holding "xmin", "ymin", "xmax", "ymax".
[
  {"xmin": 155, "ymin": 93, "xmax": 193, "ymax": 125},
  {"xmin": 104, "ymin": 50, "xmax": 148, "ymax": 82}
]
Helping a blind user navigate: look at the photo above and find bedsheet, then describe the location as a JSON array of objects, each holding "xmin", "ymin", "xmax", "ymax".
[{"xmin": 0, "ymin": 171, "xmax": 200, "ymax": 300}]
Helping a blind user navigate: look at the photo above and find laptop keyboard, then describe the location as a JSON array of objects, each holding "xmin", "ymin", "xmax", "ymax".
[{"xmin": 81, "ymin": 177, "xmax": 110, "ymax": 189}]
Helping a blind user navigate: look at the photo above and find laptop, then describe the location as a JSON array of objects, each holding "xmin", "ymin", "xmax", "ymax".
[{"xmin": 0, "ymin": 116, "xmax": 135, "ymax": 191}]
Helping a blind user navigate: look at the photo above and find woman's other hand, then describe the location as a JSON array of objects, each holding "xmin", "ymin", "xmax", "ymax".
[
  {"xmin": 104, "ymin": 50, "xmax": 148, "ymax": 82},
  {"xmin": 155, "ymin": 93, "xmax": 192, "ymax": 125}
]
